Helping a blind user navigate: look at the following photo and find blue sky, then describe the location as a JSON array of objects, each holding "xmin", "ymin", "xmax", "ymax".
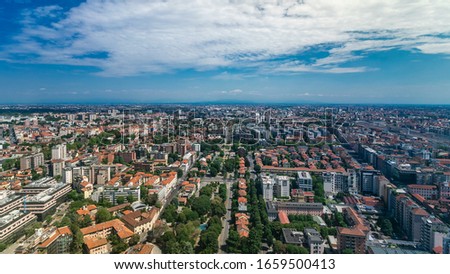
[{"xmin": 1, "ymin": 0, "xmax": 450, "ymax": 104}]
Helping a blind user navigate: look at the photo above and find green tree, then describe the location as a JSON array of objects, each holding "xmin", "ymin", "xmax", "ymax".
[
  {"xmin": 126, "ymin": 194, "xmax": 135, "ymax": 203},
  {"xmin": 342, "ymin": 248, "xmax": 354, "ymax": 254},
  {"xmin": 177, "ymin": 169, "xmax": 183, "ymax": 178},
  {"xmin": 145, "ymin": 194, "xmax": 158, "ymax": 206},
  {"xmin": 116, "ymin": 196, "xmax": 125, "ymax": 205},
  {"xmin": 95, "ymin": 207, "xmax": 112, "ymax": 223},
  {"xmin": 211, "ymin": 199, "xmax": 226, "ymax": 217},
  {"xmin": 209, "ymin": 166, "xmax": 218, "ymax": 177},
  {"xmin": 80, "ymin": 215, "xmax": 93, "ymax": 228},
  {"xmin": 191, "ymin": 195, "xmax": 211, "ymax": 216},
  {"xmin": 128, "ymin": 234, "xmax": 140, "ymax": 246}
]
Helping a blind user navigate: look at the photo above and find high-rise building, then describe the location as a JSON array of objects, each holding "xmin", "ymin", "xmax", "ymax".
[
  {"xmin": 297, "ymin": 171, "xmax": 313, "ymax": 191},
  {"xmin": 360, "ymin": 169, "xmax": 382, "ymax": 194},
  {"xmin": 262, "ymin": 175, "xmax": 274, "ymax": 201},
  {"xmin": 420, "ymin": 216, "xmax": 448, "ymax": 252},
  {"xmin": 275, "ymin": 175, "xmax": 290, "ymax": 198},
  {"xmin": 51, "ymin": 159, "xmax": 65, "ymax": 178},
  {"xmin": 52, "ymin": 144, "xmax": 67, "ymax": 160},
  {"xmin": 20, "ymin": 153, "xmax": 44, "ymax": 170},
  {"xmin": 323, "ymin": 172, "xmax": 345, "ymax": 194},
  {"xmin": 443, "ymin": 233, "xmax": 450, "ymax": 254}
]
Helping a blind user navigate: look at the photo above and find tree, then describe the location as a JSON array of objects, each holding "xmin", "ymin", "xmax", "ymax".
[
  {"xmin": 129, "ymin": 234, "xmax": 140, "ymax": 246},
  {"xmin": 342, "ymin": 248, "xmax": 354, "ymax": 254},
  {"xmin": 179, "ymin": 241, "xmax": 194, "ymax": 254},
  {"xmin": 162, "ymin": 204, "xmax": 177, "ymax": 223},
  {"xmin": 70, "ymin": 228, "xmax": 84, "ymax": 254},
  {"xmin": 145, "ymin": 193, "xmax": 158, "ymax": 206},
  {"xmin": 254, "ymin": 164, "xmax": 261, "ymax": 173},
  {"xmin": 126, "ymin": 194, "xmax": 135, "ymax": 203},
  {"xmin": 80, "ymin": 215, "xmax": 93, "ymax": 228},
  {"xmin": 209, "ymin": 166, "xmax": 218, "ymax": 177},
  {"xmin": 191, "ymin": 195, "xmax": 211, "ymax": 216},
  {"xmin": 45, "ymin": 215, "xmax": 53, "ymax": 224},
  {"xmin": 95, "ymin": 207, "xmax": 112, "ymax": 223},
  {"xmin": 177, "ymin": 169, "xmax": 183, "ymax": 178},
  {"xmin": 58, "ymin": 217, "xmax": 72, "ymax": 228},
  {"xmin": 116, "ymin": 196, "xmax": 125, "ymax": 205},
  {"xmin": 211, "ymin": 199, "xmax": 226, "ymax": 217}
]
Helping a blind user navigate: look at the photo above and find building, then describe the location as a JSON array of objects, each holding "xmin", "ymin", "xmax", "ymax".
[
  {"xmin": 304, "ymin": 228, "xmax": 324, "ymax": 254},
  {"xmin": 297, "ymin": 171, "xmax": 313, "ymax": 191},
  {"xmin": 20, "ymin": 153, "xmax": 44, "ymax": 170},
  {"xmin": 407, "ymin": 184, "xmax": 438, "ymax": 200},
  {"xmin": 291, "ymin": 189, "xmax": 315, "ymax": 203},
  {"xmin": 282, "ymin": 228, "xmax": 304, "ymax": 245},
  {"xmin": 18, "ymin": 177, "xmax": 71, "ymax": 220},
  {"xmin": 51, "ymin": 144, "xmax": 67, "ymax": 160},
  {"xmin": 440, "ymin": 182, "xmax": 450, "ymax": 199},
  {"xmin": 337, "ymin": 207, "xmax": 370, "ymax": 254},
  {"xmin": 121, "ymin": 208, "xmax": 159, "ymax": 234},
  {"xmin": 360, "ymin": 169, "xmax": 382, "ymax": 195},
  {"xmin": 38, "ymin": 226, "xmax": 73, "ymax": 254},
  {"xmin": 0, "ymin": 210, "xmax": 37, "ymax": 242},
  {"xmin": 97, "ymin": 186, "xmax": 140, "ymax": 205},
  {"xmin": 262, "ymin": 174, "xmax": 291, "ymax": 200},
  {"xmin": 421, "ymin": 216, "xmax": 448, "ymax": 252},
  {"xmin": 262, "ymin": 175, "xmax": 274, "ymax": 201},
  {"xmin": 323, "ymin": 172, "xmax": 346, "ymax": 194},
  {"xmin": 81, "ymin": 219, "xmax": 134, "ymax": 254},
  {"xmin": 274, "ymin": 175, "xmax": 291, "ymax": 198},
  {"xmin": 0, "ymin": 191, "xmax": 24, "ymax": 216},
  {"xmin": 51, "ymin": 159, "xmax": 65, "ymax": 178},
  {"xmin": 266, "ymin": 201, "xmax": 323, "ymax": 220},
  {"xmin": 443, "ymin": 233, "xmax": 450, "ymax": 254}
]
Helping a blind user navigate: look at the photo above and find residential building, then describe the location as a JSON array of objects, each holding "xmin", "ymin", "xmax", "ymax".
[
  {"xmin": 262, "ymin": 175, "xmax": 274, "ymax": 201},
  {"xmin": 274, "ymin": 175, "xmax": 290, "ymax": 198},
  {"xmin": 38, "ymin": 226, "xmax": 73, "ymax": 254},
  {"xmin": 20, "ymin": 153, "xmax": 44, "ymax": 170},
  {"xmin": 337, "ymin": 207, "xmax": 369, "ymax": 254},
  {"xmin": 51, "ymin": 144, "xmax": 67, "ymax": 160},
  {"xmin": 323, "ymin": 172, "xmax": 345, "ymax": 194},
  {"xmin": 304, "ymin": 228, "xmax": 324, "ymax": 254},
  {"xmin": 297, "ymin": 171, "xmax": 313, "ymax": 191},
  {"xmin": 121, "ymin": 208, "xmax": 159, "ymax": 234},
  {"xmin": 282, "ymin": 228, "xmax": 304, "ymax": 245},
  {"xmin": 407, "ymin": 184, "xmax": 438, "ymax": 200},
  {"xmin": 421, "ymin": 216, "xmax": 448, "ymax": 252}
]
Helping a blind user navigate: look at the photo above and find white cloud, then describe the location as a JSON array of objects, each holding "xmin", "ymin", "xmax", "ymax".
[
  {"xmin": 221, "ymin": 89, "xmax": 243, "ymax": 94},
  {"xmin": 2, "ymin": 0, "xmax": 450, "ymax": 76}
]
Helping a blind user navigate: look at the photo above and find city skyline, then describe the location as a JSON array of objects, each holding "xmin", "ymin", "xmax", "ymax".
[{"xmin": 1, "ymin": 0, "xmax": 450, "ymax": 104}]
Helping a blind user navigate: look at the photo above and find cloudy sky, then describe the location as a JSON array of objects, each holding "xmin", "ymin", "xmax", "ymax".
[{"xmin": 1, "ymin": 0, "xmax": 450, "ymax": 104}]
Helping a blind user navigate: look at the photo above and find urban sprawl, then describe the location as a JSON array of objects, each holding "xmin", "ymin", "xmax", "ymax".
[{"xmin": 1, "ymin": 104, "xmax": 450, "ymax": 255}]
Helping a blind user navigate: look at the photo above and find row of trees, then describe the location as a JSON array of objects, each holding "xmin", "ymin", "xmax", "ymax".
[{"xmin": 227, "ymin": 178, "xmax": 271, "ymax": 253}]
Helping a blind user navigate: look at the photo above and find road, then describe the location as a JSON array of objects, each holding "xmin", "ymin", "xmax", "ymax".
[{"xmin": 218, "ymin": 177, "xmax": 233, "ymax": 254}]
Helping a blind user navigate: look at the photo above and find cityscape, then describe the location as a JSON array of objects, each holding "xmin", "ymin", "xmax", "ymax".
[
  {"xmin": 1, "ymin": 104, "xmax": 450, "ymax": 254},
  {"xmin": 1, "ymin": 0, "xmax": 450, "ymax": 258}
]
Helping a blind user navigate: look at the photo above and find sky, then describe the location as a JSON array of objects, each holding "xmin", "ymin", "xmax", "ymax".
[{"xmin": 0, "ymin": 0, "xmax": 450, "ymax": 104}]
